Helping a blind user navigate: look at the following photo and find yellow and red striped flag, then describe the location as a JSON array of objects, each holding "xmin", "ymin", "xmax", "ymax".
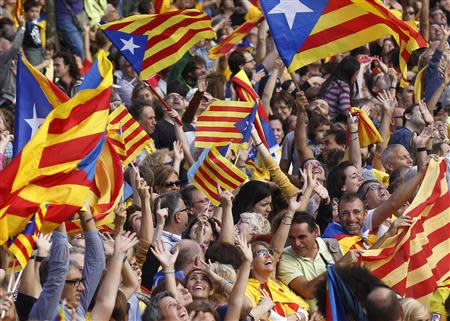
[
  {"xmin": 259, "ymin": 0, "xmax": 427, "ymax": 81},
  {"xmin": 209, "ymin": 15, "xmax": 264, "ymax": 59},
  {"xmin": 7, "ymin": 204, "xmax": 46, "ymax": 268},
  {"xmin": 192, "ymin": 145, "xmax": 248, "ymax": 206},
  {"xmin": 195, "ymin": 100, "xmax": 255, "ymax": 149},
  {"xmin": 153, "ymin": 0, "xmax": 171, "ymax": 13},
  {"xmin": 11, "ymin": 0, "xmax": 24, "ymax": 27},
  {"xmin": 350, "ymin": 107, "xmax": 383, "ymax": 148},
  {"xmin": 100, "ymin": 10, "xmax": 216, "ymax": 80},
  {"xmin": 361, "ymin": 158, "xmax": 450, "ymax": 306},
  {"xmin": 108, "ymin": 104, "xmax": 152, "ymax": 166}
]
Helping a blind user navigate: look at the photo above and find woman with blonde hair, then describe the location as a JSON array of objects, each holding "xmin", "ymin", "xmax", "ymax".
[{"xmin": 401, "ymin": 298, "xmax": 430, "ymax": 321}]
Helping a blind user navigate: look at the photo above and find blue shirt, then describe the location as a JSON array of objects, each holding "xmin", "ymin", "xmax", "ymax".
[{"xmin": 388, "ymin": 127, "xmax": 412, "ymax": 152}]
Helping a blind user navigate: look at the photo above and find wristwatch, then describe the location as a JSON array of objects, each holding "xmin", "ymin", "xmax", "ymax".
[{"xmin": 246, "ymin": 313, "xmax": 256, "ymax": 321}]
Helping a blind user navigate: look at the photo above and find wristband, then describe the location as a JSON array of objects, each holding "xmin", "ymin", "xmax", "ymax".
[
  {"xmin": 256, "ymin": 142, "xmax": 263, "ymax": 147},
  {"xmin": 350, "ymin": 131, "xmax": 359, "ymax": 134},
  {"xmin": 164, "ymin": 269, "xmax": 175, "ymax": 273},
  {"xmin": 416, "ymin": 147, "xmax": 427, "ymax": 152},
  {"xmin": 35, "ymin": 255, "xmax": 46, "ymax": 262},
  {"xmin": 123, "ymin": 256, "xmax": 128, "ymax": 263}
]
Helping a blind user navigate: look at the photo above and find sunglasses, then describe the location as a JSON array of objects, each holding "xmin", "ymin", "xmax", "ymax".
[
  {"xmin": 164, "ymin": 180, "xmax": 181, "ymax": 188},
  {"xmin": 255, "ymin": 248, "xmax": 274, "ymax": 258}
]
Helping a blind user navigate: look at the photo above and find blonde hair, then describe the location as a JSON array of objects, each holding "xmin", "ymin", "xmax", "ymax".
[
  {"xmin": 401, "ymin": 298, "xmax": 430, "ymax": 321},
  {"xmin": 210, "ymin": 262, "xmax": 236, "ymax": 284},
  {"xmin": 239, "ymin": 212, "xmax": 271, "ymax": 234}
]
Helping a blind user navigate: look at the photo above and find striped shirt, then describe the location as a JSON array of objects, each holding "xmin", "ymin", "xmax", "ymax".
[{"xmin": 321, "ymin": 79, "xmax": 351, "ymax": 119}]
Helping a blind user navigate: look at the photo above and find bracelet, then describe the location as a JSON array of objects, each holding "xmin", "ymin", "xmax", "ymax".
[
  {"xmin": 256, "ymin": 142, "xmax": 263, "ymax": 147},
  {"xmin": 35, "ymin": 255, "xmax": 46, "ymax": 262},
  {"xmin": 350, "ymin": 131, "xmax": 359, "ymax": 134},
  {"xmin": 164, "ymin": 269, "xmax": 175, "ymax": 273},
  {"xmin": 123, "ymin": 256, "xmax": 128, "ymax": 263},
  {"xmin": 416, "ymin": 147, "xmax": 427, "ymax": 152}
]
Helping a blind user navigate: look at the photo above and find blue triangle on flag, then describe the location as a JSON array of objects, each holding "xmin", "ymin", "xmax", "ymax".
[{"xmin": 101, "ymin": 29, "xmax": 147, "ymax": 75}]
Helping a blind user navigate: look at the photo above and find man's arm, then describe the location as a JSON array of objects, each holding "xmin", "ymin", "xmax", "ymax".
[
  {"xmin": 28, "ymin": 224, "xmax": 69, "ymax": 321},
  {"xmin": 78, "ymin": 208, "xmax": 106, "ymax": 315},
  {"xmin": 294, "ymin": 92, "xmax": 314, "ymax": 164}
]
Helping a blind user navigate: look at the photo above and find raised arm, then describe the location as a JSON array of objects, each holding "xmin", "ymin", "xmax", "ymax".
[
  {"xmin": 151, "ymin": 240, "xmax": 180, "ymax": 299},
  {"xmin": 295, "ymin": 91, "xmax": 314, "ymax": 163},
  {"xmin": 168, "ymin": 110, "xmax": 195, "ymax": 166},
  {"xmin": 373, "ymin": 91, "xmax": 396, "ymax": 170},
  {"xmin": 90, "ymin": 232, "xmax": 138, "ymax": 320},
  {"xmin": 217, "ymin": 186, "xmax": 235, "ymax": 244},
  {"xmin": 420, "ymin": 0, "xmax": 430, "ymax": 41},
  {"xmin": 261, "ymin": 59, "xmax": 284, "ymax": 114},
  {"xmin": 347, "ymin": 112, "xmax": 362, "ymax": 171}
]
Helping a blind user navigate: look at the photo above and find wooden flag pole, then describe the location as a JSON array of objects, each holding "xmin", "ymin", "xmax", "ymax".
[{"xmin": 289, "ymin": 72, "xmax": 302, "ymax": 93}]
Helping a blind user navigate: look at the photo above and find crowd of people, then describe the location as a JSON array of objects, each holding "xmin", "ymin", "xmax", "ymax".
[{"xmin": 0, "ymin": 0, "xmax": 450, "ymax": 320}]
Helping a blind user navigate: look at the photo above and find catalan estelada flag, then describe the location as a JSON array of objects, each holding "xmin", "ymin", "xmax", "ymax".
[
  {"xmin": 107, "ymin": 104, "xmax": 152, "ymax": 166},
  {"xmin": 99, "ymin": 10, "xmax": 215, "ymax": 80},
  {"xmin": 231, "ymin": 70, "xmax": 278, "ymax": 151},
  {"xmin": 259, "ymin": 0, "xmax": 427, "ymax": 80},
  {"xmin": 361, "ymin": 158, "xmax": 450, "ymax": 306},
  {"xmin": 195, "ymin": 100, "xmax": 255, "ymax": 148},
  {"xmin": 208, "ymin": 15, "xmax": 264, "ymax": 59},
  {"xmin": 7, "ymin": 204, "xmax": 46, "ymax": 269},
  {"xmin": 0, "ymin": 52, "xmax": 113, "ymax": 244},
  {"xmin": 192, "ymin": 145, "xmax": 247, "ymax": 206}
]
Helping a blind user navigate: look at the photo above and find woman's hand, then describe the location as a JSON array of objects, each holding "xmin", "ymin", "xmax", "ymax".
[{"xmin": 151, "ymin": 239, "xmax": 179, "ymax": 270}]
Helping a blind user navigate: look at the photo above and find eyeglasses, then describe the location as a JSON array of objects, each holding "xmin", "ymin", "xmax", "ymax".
[
  {"xmin": 164, "ymin": 180, "xmax": 181, "ymax": 188},
  {"xmin": 255, "ymin": 248, "xmax": 274, "ymax": 258},
  {"xmin": 245, "ymin": 58, "xmax": 255, "ymax": 64},
  {"xmin": 175, "ymin": 208, "xmax": 189, "ymax": 215},
  {"xmin": 362, "ymin": 183, "xmax": 386, "ymax": 199},
  {"xmin": 192, "ymin": 198, "xmax": 209, "ymax": 206},
  {"xmin": 166, "ymin": 94, "xmax": 184, "ymax": 101},
  {"xmin": 65, "ymin": 278, "xmax": 84, "ymax": 287}
]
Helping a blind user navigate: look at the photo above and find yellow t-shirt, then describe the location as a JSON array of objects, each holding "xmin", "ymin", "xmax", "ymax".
[
  {"xmin": 430, "ymin": 279, "xmax": 450, "ymax": 320},
  {"xmin": 246, "ymin": 278, "xmax": 309, "ymax": 318}
]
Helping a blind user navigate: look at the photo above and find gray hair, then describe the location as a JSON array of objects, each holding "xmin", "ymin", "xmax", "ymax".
[
  {"xmin": 381, "ymin": 144, "xmax": 404, "ymax": 166},
  {"xmin": 142, "ymin": 291, "xmax": 173, "ymax": 321}
]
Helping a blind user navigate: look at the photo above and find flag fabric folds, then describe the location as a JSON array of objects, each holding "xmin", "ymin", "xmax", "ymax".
[
  {"xmin": 208, "ymin": 15, "xmax": 264, "ymax": 59},
  {"xmin": 350, "ymin": 107, "xmax": 383, "ymax": 148},
  {"xmin": 195, "ymin": 100, "xmax": 255, "ymax": 148},
  {"xmin": 259, "ymin": 0, "xmax": 427, "ymax": 80},
  {"xmin": 99, "ymin": 10, "xmax": 216, "ymax": 80},
  {"xmin": 0, "ymin": 52, "xmax": 113, "ymax": 244},
  {"xmin": 231, "ymin": 70, "xmax": 278, "ymax": 151},
  {"xmin": 7, "ymin": 204, "xmax": 46, "ymax": 269},
  {"xmin": 234, "ymin": 102, "xmax": 258, "ymax": 143},
  {"xmin": 361, "ymin": 158, "xmax": 450, "ymax": 305},
  {"xmin": 192, "ymin": 145, "xmax": 247, "ymax": 206},
  {"xmin": 107, "ymin": 104, "xmax": 152, "ymax": 166},
  {"xmin": 326, "ymin": 265, "xmax": 368, "ymax": 321},
  {"xmin": 153, "ymin": 0, "xmax": 171, "ymax": 13}
]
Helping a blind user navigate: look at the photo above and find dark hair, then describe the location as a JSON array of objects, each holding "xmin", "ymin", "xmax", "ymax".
[
  {"xmin": 326, "ymin": 129, "xmax": 347, "ymax": 146},
  {"xmin": 228, "ymin": 50, "xmax": 246, "ymax": 74},
  {"xmin": 326, "ymin": 161, "xmax": 355, "ymax": 200},
  {"xmin": 181, "ymin": 55, "xmax": 206, "ymax": 83},
  {"xmin": 315, "ymin": 266, "xmax": 386, "ymax": 318},
  {"xmin": 319, "ymin": 55, "xmax": 360, "ymax": 98},
  {"xmin": 124, "ymin": 205, "xmax": 142, "ymax": 232},
  {"xmin": 166, "ymin": 79, "xmax": 188, "ymax": 97},
  {"xmin": 232, "ymin": 180, "xmax": 272, "ymax": 223},
  {"xmin": 403, "ymin": 105, "xmax": 416, "ymax": 124},
  {"xmin": 24, "ymin": 0, "xmax": 41, "ymax": 12},
  {"xmin": 338, "ymin": 192, "xmax": 363, "ymax": 214},
  {"xmin": 142, "ymin": 291, "xmax": 173, "ymax": 321},
  {"xmin": 54, "ymin": 51, "xmax": 80, "ymax": 80},
  {"xmin": 138, "ymin": 0, "xmax": 152, "ymax": 13},
  {"xmin": 307, "ymin": 113, "xmax": 331, "ymax": 141},
  {"xmin": 186, "ymin": 300, "xmax": 219, "ymax": 320},
  {"xmin": 181, "ymin": 184, "xmax": 197, "ymax": 208},
  {"xmin": 270, "ymin": 90, "xmax": 295, "ymax": 110},
  {"xmin": 205, "ymin": 242, "xmax": 244, "ymax": 270},
  {"xmin": 206, "ymin": 73, "xmax": 226, "ymax": 100},
  {"xmin": 153, "ymin": 165, "xmax": 178, "ymax": 194},
  {"xmin": 132, "ymin": 81, "xmax": 152, "ymax": 101},
  {"xmin": 292, "ymin": 211, "xmax": 317, "ymax": 233},
  {"xmin": 129, "ymin": 97, "xmax": 154, "ymax": 122}
]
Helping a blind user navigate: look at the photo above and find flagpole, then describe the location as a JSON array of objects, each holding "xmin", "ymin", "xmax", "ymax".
[
  {"xmin": 144, "ymin": 79, "xmax": 183, "ymax": 126},
  {"xmin": 289, "ymin": 72, "xmax": 302, "ymax": 93},
  {"xmin": 1, "ymin": 259, "xmax": 17, "ymax": 318}
]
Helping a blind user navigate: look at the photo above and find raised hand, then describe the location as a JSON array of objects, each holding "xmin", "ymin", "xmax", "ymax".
[
  {"xmin": 376, "ymin": 90, "xmax": 397, "ymax": 114},
  {"xmin": 150, "ymin": 239, "xmax": 179, "ymax": 269},
  {"xmin": 218, "ymin": 185, "xmax": 234, "ymax": 208},
  {"xmin": 347, "ymin": 111, "xmax": 359, "ymax": 134},
  {"xmin": 418, "ymin": 100, "xmax": 434, "ymax": 126},
  {"xmin": 155, "ymin": 198, "xmax": 169, "ymax": 227},
  {"xmin": 385, "ymin": 215, "xmax": 413, "ymax": 237},
  {"xmin": 252, "ymin": 69, "xmax": 266, "ymax": 83},
  {"xmin": 197, "ymin": 74, "xmax": 208, "ymax": 93},
  {"xmin": 113, "ymin": 205, "xmax": 127, "ymax": 233},
  {"xmin": 101, "ymin": 233, "xmax": 115, "ymax": 257},
  {"xmin": 134, "ymin": 170, "xmax": 150, "ymax": 202},
  {"xmin": 36, "ymin": 233, "xmax": 52, "ymax": 258},
  {"xmin": 114, "ymin": 231, "xmax": 139, "ymax": 256},
  {"xmin": 295, "ymin": 91, "xmax": 308, "ymax": 113},
  {"xmin": 173, "ymin": 140, "xmax": 184, "ymax": 162},
  {"xmin": 412, "ymin": 125, "xmax": 433, "ymax": 148},
  {"xmin": 235, "ymin": 233, "xmax": 252, "ymax": 263},
  {"xmin": 0, "ymin": 130, "xmax": 13, "ymax": 153}
]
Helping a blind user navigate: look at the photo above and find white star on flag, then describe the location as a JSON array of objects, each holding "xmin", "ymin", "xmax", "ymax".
[
  {"xmin": 120, "ymin": 37, "xmax": 140, "ymax": 55},
  {"xmin": 25, "ymin": 104, "xmax": 45, "ymax": 138},
  {"xmin": 268, "ymin": 0, "xmax": 313, "ymax": 30}
]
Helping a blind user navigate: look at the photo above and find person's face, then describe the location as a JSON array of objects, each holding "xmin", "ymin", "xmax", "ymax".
[
  {"xmin": 252, "ymin": 244, "xmax": 274, "ymax": 275},
  {"xmin": 25, "ymin": 6, "xmax": 41, "ymax": 21},
  {"xmin": 309, "ymin": 99, "xmax": 330, "ymax": 117},
  {"xmin": 338, "ymin": 198, "xmax": 366, "ymax": 236},
  {"xmin": 314, "ymin": 124, "xmax": 330, "ymax": 144},
  {"xmin": 400, "ymin": 85, "xmax": 414, "ymax": 108},
  {"xmin": 129, "ymin": 210, "xmax": 142, "ymax": 234},
  {"xmin": 176, "ymin": 283, "xmax": 193, "ymax": 306},
  {"xmin": 166, "ymin": 93, "xmax": 187, "ymax": 112},
  {"xmin": 407, "ymin": 105, "xmax": 426, "ymax": 128},
  {"xmin": 364, "ymin": 182, "xmax": 390, "ymax": 209},
  {"xmin": 191, "ymin": 63, "xmax": 206, "ymax": 82},
  {"xmin": 243, "ymin": 52, "xmax": 256, "ymax": 76},
  {"xmin": 235, "ymin": 219, "xmax": 255, "ymax": 240},
  {"xmin": 322, "ymin": 134, "xmax": 343, "ymax": 155},
  {"xmin": 343, "ymin": 166, "xmax": 364, "ymax": 193},
  {"xmin": 304, "ymin": 159, "xmax": 326, "ymax": 182},
  {"xmin": 162, "ymin": 172, "xmax": 181, "ymax": 193},
  {"xmin": 382, "ymin": 39, "xmax": 395, "ymax": 55},
  {"xmin": 158, "ymin": 296, "xmax": 189, "ymax": 321},
  {"xmin": 441, "ymin": 0, "xmax": 450, "ymax": 11},
  {"xmin": 404, "ymin": 6, "xmax": 415, "ymax": 20},
  {"xmin": 122, "ymin": 62, "xmax": 136, "ymax": 79},
  {"xmin": 62, "ymin": 267, "xmax": 85, "ymax": 308},
  {"xmin": 272, "ymin": 101, "xmax": 292, "ymax": 121},
  {"xmin": 185, "ymin": 271, "xmax": 212, "ymax": 299},
  {"xmin": 270, "ymin": 119, "xmax": 284, "ymax": 144},
  {"xmin": 252, "ymin": 196, "xmax": 272, "ymax": 218},
  {"xmin": 190, "ymin": 189, "xmax": 212, "ymax": 216},
  {"xmin": 392, "ymin": 108, "xmax": 404, "ymax": 128},
  {"xmin": 136, "ymin": 88, "xmax": 153, "ymax": 101},
  {"xmin": 288, "ymin": 223, "xmax": 318, "ymax": 258},
  {"xmin": 128, "ymin": 255, "xmax": 142, "ymax": 282},
  {"xmin": 431, "ymin": 9, "xmax": 447, "ymax": 24},
  {"xmin": 390, "ymin": 146, "xmax": 413, "ymax": 170},
  {"xmin": 139, "ymin": 106, "xmax": 156, "ymax": 135},
  {"xmin": 0, "ymin": 116, "xmax": 6, "ymax": 132},
  {"xmin": 189, "ymin": 217, "xmax": 214, "ymax": 244},
  {"xmin": 174, "ymin": 198, "xmax": 189, "ymax": 227},
  {"xmin": 53, "ymin": 57, "xmax": 69, "ymax": 78}
]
